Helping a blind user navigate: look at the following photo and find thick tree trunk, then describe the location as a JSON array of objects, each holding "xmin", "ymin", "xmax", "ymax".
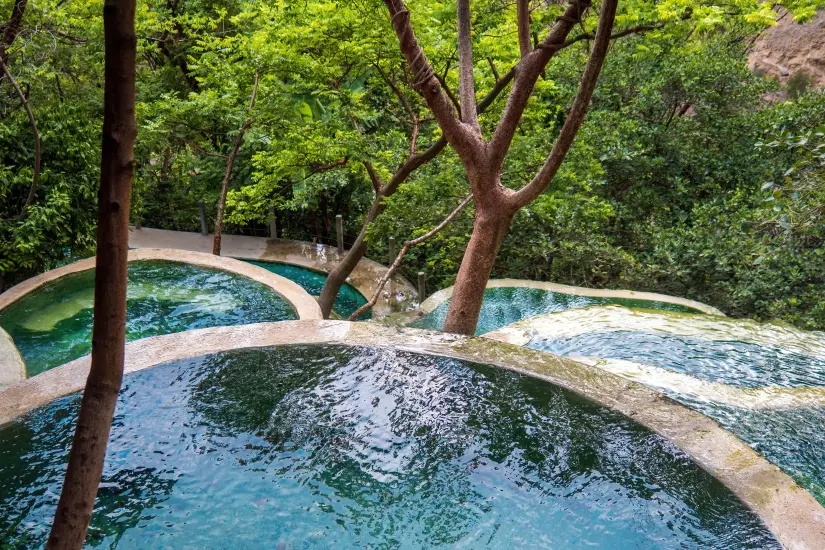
[
  {"xmin": 442, "ymin": 206, "xmax": 512, "ymax": 335},
  {"xmin": 46, "ymin": 1, "xmax": 136, "ymax": 547}
]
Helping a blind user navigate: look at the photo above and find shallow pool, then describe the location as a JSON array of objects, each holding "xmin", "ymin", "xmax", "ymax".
[
  {"xmin": 0, "ymin": 261, "xmax": 297, "ymax": 375},
  {"xmin": 245, "ymin": 260, "xmax": 369, "ymax": 319},
  {"xmin": 519, "ymin": 307, "xmax": 825, "ymax": 505},
  {"xmin": 0, "ymin": 345, "xmax": 776, "ymax": 548},
  {"xmin": 412, "ymin": 286, "xmax": 703, "ymax": 335}
]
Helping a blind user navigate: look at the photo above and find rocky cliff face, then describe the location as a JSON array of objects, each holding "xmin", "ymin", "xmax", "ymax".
[{"xmin": 749, "ymin": 10, "xmax": 825, "ymax": 93}]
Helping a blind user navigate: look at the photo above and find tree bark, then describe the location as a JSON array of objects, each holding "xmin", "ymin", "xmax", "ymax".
[
  {"xmin": 212, "ymin": 121, "xmax": 250, "ymax": 255},
  {"xmin": 0, "ymin": 0, "xmax": 28, "ymax": 64},
  {"xmin": 46, "ymin": 0, "xmax": 137, "ymax": 547},
  {"xmin": 438, "ymin": 0, "xmax": 617, "ymax": 335},
  {"xmin": 212, "ymin": 72, "xmax": 258, "ymax": 255},
  {"xmin": 442, "ymin": 203, "xmax": 513, "ymax": 335}
]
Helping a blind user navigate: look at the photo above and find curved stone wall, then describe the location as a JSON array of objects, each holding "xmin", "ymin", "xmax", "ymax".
[
  {"xmin": 0, "ymin": 327, "xmax": 25, "ymax": 388},
  {"xmin": 0, "ymin": 320, "xmax": 822, "ymax": 548},
  {"xmin": 419, "ymin": 278, "xmax": 725, "ymax": 317},
  {"xmin": 128, "ymin": 227, "xmax": 417, "ymax": 317},
  {"xmin": 0, "ymin": 248, "xmax": 323, "ymax": 321}
]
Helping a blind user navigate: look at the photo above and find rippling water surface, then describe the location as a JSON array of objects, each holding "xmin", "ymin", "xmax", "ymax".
[
  {"xmin": 518, "ymin": 306, "xmax": 825, "ymax": 506},
  {"xmin": 0, "ymin": 261, "xmax": 297, "ymax": 374},
  {"xmin": 531, "ymin": 330, "xmax": 825, "ymax": 388},
  {"xmin": 0, "ymin": 345, "xmax": 776, "ymax": 548},
  {"xmin": 412, "ymin": 287, "xmax": 701, "ymax": 335}
]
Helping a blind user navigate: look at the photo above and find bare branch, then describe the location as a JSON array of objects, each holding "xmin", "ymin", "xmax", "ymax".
[
  {"xmin": 510, "ymin": 0, "xmax": 618, "ymax": 210},
  {"xmin": 457, "ymin": 0, "xmax": 479, "ymax": 130},
  {"xmin": 213, "ymin": 72, "xmax": 260, "ymax": 255},
  {"xmin": 557, "ymin": 22, "xmax": 665, "ymax": 50},
  {"xmin": 436, "ymin": 74, "xmax": 461, "ymax": 114},
  {"xmin": 486, "ymin": 56, "xmax": 500, "ymax": 81},
  {"xmin": 348, "ymin": 194, "xmax": 473, "ymax": 320},
  {"xmin": 186, "ymin": 140, "xmax": 227, "ymax": 159},
  {"xmin": 374, "ymin": 63, "xmax": 420, "ymax": 155},
  {"xmin": 363, "ymin": 161, "xmax": 382, "ymax": 195},
  {"xmin": 517, "ymin": 0, "xmax": 532, "ymax": 58}
]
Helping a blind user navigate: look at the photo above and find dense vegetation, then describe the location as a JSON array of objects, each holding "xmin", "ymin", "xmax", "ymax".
[{"xmin": 2, "ymin": 0, "xmax": 824, "ymax": 328}]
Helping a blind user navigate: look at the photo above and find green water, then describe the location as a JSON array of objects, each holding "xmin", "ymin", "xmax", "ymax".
[
  {"xmin": 0, "ymin": 345, "xmax": 776, "ymax": 548},
  {"xmin": 0, "ymin": 261, "xmax": 297, "ymax": 375},
  {"xmin": 520, "ymin": 307, "xmax": 825, "ymax": 505},
  {"xmin": 412, "ymin": 286, "xmax": 702, "ymax": 335},
  {"xmin": 245, "ymin": 260, "xmax": 369, "ymax": 319}
]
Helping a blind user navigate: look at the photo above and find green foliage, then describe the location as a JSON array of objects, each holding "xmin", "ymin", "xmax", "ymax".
[{"xmin": 2, "ymin": 0, "xmax": 825, "ymax": 330}]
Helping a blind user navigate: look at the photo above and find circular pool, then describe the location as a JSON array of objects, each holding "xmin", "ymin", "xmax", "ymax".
[
  {"xmin": 0, "ymin": 260, "xmax": 298, "ymax": 375},
  {"xmin": 413, "ymin": 285, "xmax": 708, "ymax": 336},
  {"xmin": 245, "ymin": 260, "xmax": 369, "ymax": 319},
  {"xmin": 0, "ymin": 344, "xmax": 779, "ymax": 548}
]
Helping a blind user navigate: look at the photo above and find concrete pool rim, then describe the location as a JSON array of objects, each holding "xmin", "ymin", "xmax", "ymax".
[
  {"xmin": 418, "ymin": 278, "xmax": 725, "ymax": 317},
  {"xmin": 0, "ymin": 248, "xmax": 323, "ymax": 322},
  {"xmin": 0, "ymin": 320, "xmax": 822, "ymax": 549},
  {"xmin": 128, "ymin": 227, "xmax": 418, "ymax": 318}
]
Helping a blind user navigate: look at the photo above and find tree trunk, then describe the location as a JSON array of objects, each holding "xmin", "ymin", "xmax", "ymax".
[
  {"xmin": 212, "ymin": 124, "xmax": 248, "ymax": 255},
  {"xmin": 442, "ymin": 207, "xmax": 512, "ymax": 335},
  {"xmin": 317, "ymin": 191, "xmax": 386, "ymax": 318},
  {"xmin": 213, "ymin": 73, "xmax": 258, "ymax": 255},
  {"xmin": 46, "ymin": 1, "xmax": 136, "ymax": 547}
]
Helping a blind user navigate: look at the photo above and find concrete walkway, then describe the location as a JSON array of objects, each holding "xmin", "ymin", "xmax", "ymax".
[{"xmin": 129, "ymin": 227, "xmax": 417, "ymax": 318}]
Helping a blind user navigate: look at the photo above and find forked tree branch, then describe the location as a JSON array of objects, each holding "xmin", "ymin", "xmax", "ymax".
[
  {"xmin": 348, "ymin": 194, "xmax": 473, "ymax": 320},
  {"xmin": 487, "ymin": 0, "xmax": 592, "ymax": 174},
  {"xmin": 509, "ymin": 0, "xmax": 618, "ymax": 210},
  {"xmin": 456, "ymin": 0, "xmax": 479, "ymax": 131},
  {"xmin": 383, "ymin": 0, "xmax": 479, "ymax": 158}
]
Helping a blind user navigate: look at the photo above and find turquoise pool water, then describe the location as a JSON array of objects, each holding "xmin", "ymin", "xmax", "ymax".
[
  {"xmin": 412, "ymin": 286, "xmax": 703, "ymax": 335},
  {"xmin": 532, "ymin": 330, "xmax": 825, "ymax": 388},
  {"xmin": 521, "ymin": 308, "xmax": 825, "ymax": 505},
  {"xmin": 0, "ymin": 345, "xmax": 776, "ymax": 548},
  {"xmin": 0, "ymin": 261, "xmax": 297, "ymax": 375},
  {"xmin": 245, "ymin": 260, "xmax": 369, "ymax": 319}
]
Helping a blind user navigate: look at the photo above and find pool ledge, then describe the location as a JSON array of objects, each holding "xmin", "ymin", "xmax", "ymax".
[
  {"xmin": 0, "ymin": 327, "xmax": 26, "ymax": 387},
  {"xmin": 128, "ymin": 227, "xmax": 417, "ymax": 318},
  {"xmin": 419, "ymin": 278, "xmax": 725, "ymax": 317},
  {"xmin": 0, "ymin": 248, "xmax": 322, "ymax": 321},
  {"xmin": 0, "ymin": 320, "xmax": 822, "ymax": 549}
]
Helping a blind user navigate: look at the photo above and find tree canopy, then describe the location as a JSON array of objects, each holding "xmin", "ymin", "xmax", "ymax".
[{"xmin": 1, "ymin": 0, "xmax": 824, "ymax": 328}]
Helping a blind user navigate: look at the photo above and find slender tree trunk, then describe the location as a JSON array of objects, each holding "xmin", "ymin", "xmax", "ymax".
[
  {"xmin": 212, "ymin": 123, "xmax": 249, "ymax": 255},
  {"xmin": 212, "ymin": 73, "xmax": 258, "ymax": 255},
  {"xmin": 442, "ymin": 206, "xmax": 513, "ymax": 335},
  {"xmin": 318, "ymin": 191, "xmax": 386, "ymax": 317},
  {"xmin": 46, "ymin": 1, "xmax": 137, "ymax": 547}
]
